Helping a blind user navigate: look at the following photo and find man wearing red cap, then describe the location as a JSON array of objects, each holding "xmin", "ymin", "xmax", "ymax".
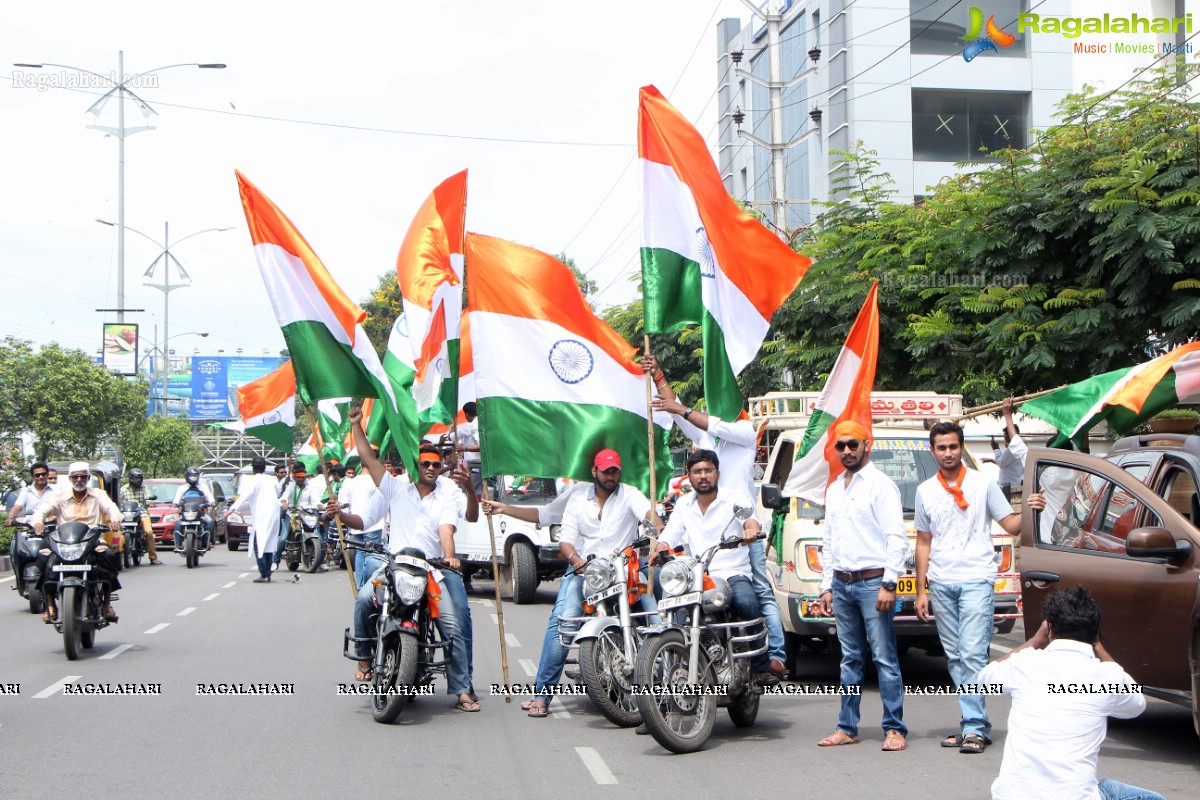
[
  {"xmin": 817, "ymin": 420, "xmax": 909, "ymax": 751},
  {"xmin": 914, "ymin": 420, "xmax": 1022, "ymax": 754},
  {"xmin": 523, "ymin": 447, "xmax": 654, "ymax": 718}
]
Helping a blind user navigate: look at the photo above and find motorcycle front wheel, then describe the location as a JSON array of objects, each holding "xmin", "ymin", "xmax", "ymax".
[
  {"xmin": 372, "ymin": 632, "xmax": 418, "ymax": 724},
  {"xmin": 27, "ymin": 586, "xmax": 44, "ymax": 615},
  {"xmin": 185, "ymin": 532, "xmax": 197, "ymax": 569},
  {"xmin": 579, "ymin": 628, "xmax": 642, "ymax": 727},
  {"xmin": 301, "ymin": 539, "xmax": 321, "ymax": 573},
  {"xmin": 633, "ymin": 630, "xmax": 716, "ymax": 753},
  {"xmin": 62, "ymin": 586, "xmax": 83, "ymax": 661}
]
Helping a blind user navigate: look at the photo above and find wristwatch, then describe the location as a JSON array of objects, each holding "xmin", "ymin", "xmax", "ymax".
[
  {"xmin": 881, "ymin": 581, "xmax": 897, "ymax": 592},
  {"xmin": 683, "ymin": 407, "xmax": 694, "ymax": 419}
]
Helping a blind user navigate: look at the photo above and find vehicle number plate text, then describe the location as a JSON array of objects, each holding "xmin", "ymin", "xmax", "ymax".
[
  {"xmin": 52, "ymin": 564, "xmax": 92, "ymax": 572},
  {"xmin": 586, "ymin": 584, "xmax": 623, "ymax": 605},
  {"xmin": 896, "ymin": 577, "xmax": 927, "ymax": 595},
  {"xmin": 657, "ymin": 591, "xmax": 702, "ymax": 610}
]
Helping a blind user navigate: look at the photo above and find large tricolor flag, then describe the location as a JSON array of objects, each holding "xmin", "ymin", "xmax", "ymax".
[
  {"xmin": 235, "ymin": 171, "xmax": 420, "ymax": 472},
  {"xmin": 221, "ymin": 360, "xmax": 296, "ymax": 453},
  {"xmin": 425, "ymin": 310, "xmax": 476, "ymax": 439},
  {"xmin": 397, "ymin": 170, "xmax": 467, "ymax": 430},
  {"xmin": 782, "ymin": 281, "xmax": 880, "ymax": 504},
  {"xmin": 1022, "ymin": 342, "xmax": 1200, "ymax": 445},
  {"xmin": 639, "ymin": 85, "xmax": 811, "ymax": 422},
  {"xmin": 466, "ymin": 233, "xmax": 671, "ymax": 497}
]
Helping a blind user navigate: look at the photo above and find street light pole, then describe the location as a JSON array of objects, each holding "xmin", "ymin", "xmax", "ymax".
[{"xmin": 14, "ymin": 52, "xmax": 226, "ymax": 322}]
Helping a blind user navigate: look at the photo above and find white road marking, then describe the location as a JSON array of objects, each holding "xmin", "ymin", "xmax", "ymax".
[
  {"xmin": 177, "ymin": 607, "xmax": 196, "ymax": 616},
  {"xmin": 238, "ymin": 572, "xmax": 252, "ymax": 578},
  {"xmin": 552, "ymin": 705, "xmax": 572, "ymax": 720},
  {"xmin": 222, "ymin": 581, "xmax": 237, "ymax": 588},
  {"xmin": 202, "ymin": 593, "xmax": 219, "ymax": 602},
  {"xmin": 33, "ymin": 676, "xmax": 81, "ymax": 699},
  {"xmin": 990, "ymin": 642, "xmax": 1013, "ymax": 654},
  {"xmin": 519, "ymin": 658, "xmax": 536, "ymax": 677},
  {"xmin": 480, "ymin": 598, "xmax": 494, "ymax": 608},
  {"xmin": 99, "ymin": 644, "xmax": 135, "ymax": 661},
  {"xmin": 0, "ymin": 576, "xmax": 15, "ymax": 583},
  {"xmin": 490, "ymin": 613, "xmax": 500, "ymax": 625},
  {"xmin": 145, "ymin": 623, "xmax": 170, "ymax": 634},
  {"xmin": 575, "ymin": 747, "xmax": 617, "ymax": 784},
  {"xmin": 505, "ymin": 633, "xmax": 520, "ymax": 648}
]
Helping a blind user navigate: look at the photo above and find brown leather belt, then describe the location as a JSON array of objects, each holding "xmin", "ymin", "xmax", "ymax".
[{"xmin": 833, "ymin": 568, "xmax": 885, "ymax": 584}]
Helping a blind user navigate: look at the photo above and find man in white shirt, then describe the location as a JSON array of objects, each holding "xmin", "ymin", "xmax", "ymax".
[
  {"xmin": 816, "ymin": 421, "xmax": 909, "ymax": 751},
  {"xmin": 652, "ymin": 448, "xmax": 769, "ymax": 675},
  {"xmin": 346, "ymin": 406, "xmax": 478, "ymax": 712},
  {"xmin": 915, "ymin": 421, "xmax": 1022, "ymax": 754},
  {"xmin": 452, "ymin": 402, "xmax": 481, "ymax": 467},
  {"xmin": 230, "ymin": 456, "xmax": 283, "ymax": 582},
  {"xmin": 983, "ymin": 398, "xmax": 1027, "ymax": 499},
  {"xmin": 643, "ymin": 353, "xmax": 787, "ymax": 681},
  {"xmin": 979, "ymin": 587, "xmax": 1163, "ymax": 800},
  {"xmin": 518, "ymin": 448, "xmax": 653, "ymax": 718},
  {"xmin": 5, "ymin": 462, "xmax": 54, "ymax": 524}
]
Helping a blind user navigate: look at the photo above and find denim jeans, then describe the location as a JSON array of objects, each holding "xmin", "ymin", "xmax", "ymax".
[
  {"xmin": 1098, "ymin": 779, "xmax": 1165, "ymax": 800},
  {"xmin": 832, "ymin": 575, "xmax": 906, "ymax": 737},
  {"xmin": 438, "ymin": 569, "xmax": 473, "ymax": 696},
  {"xmin": 441, "ymin": 568, "xmax": 474, "ymax": 692},
  {"xmin": 748, "ymin": 540, "xmax": 786, "ymax": 663},
  {"xmin": 352, "ymin": 565, "xmax": 470, "ymax": 696},
  {"xmin": 174, "ymin": 517, "xmax": 211, "ymax": 549},
  {"xmin": 929, "ymin": 579, "xmax": 994, "ymax": 738},
  {"xmin": 534, "ymin": 573, "xmax": 585, "ymax": 704},
  {"xmin": 727, "ymin": 575, "xmax": 769, "ymax": 671},
  {"xmin": 273, "ymin": 518, "xmax": 288, "ymax": 566},
  {"xmin": 354, "ymin": 530, "xmax": 384, "ymax": 589}
]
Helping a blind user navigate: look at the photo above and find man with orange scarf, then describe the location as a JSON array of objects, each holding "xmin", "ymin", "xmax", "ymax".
[
  {"xmin": 914, "ymin": 421, "xmax": 1022, "ymax": 754},
  {"xmin": 816, "ymin": 420, "xmax": 909, "ymax": 752}
]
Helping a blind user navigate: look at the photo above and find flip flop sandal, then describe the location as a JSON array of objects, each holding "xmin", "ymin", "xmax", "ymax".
[
  {"xmin": 454, "ymin": 698, "xmax": 481, "ymax": 712},
  {"xmin": 527, "ymin": 700, "xmax": 549, "ymax": 718},
  {"xmin": 960, "ymin": 733, "xmax": 988, "ymax": 754},
  {"xmin": 817, "ymin": 731, "xmax": 860, "ymax": 747},
  {"xmin": 354, "ymin": 666, "xmax": 373, "ymax": 682},
  {"xmin": 941, "ymin": 734, "xmax": 963, "ymax": 748}
]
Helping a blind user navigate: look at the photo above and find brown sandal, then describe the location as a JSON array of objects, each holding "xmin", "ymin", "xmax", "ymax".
[
  {"xmin": 882, "ymin": 731, "xmax": 907, "ymax": 751},
  {"xmin": 817, "ymin": 731, "xmax": 860, "ymax": 747}
]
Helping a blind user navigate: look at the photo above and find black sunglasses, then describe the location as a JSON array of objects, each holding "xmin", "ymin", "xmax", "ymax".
[
  {"xmin": 834, "ymin": 440, "xmax": 862, "ymax": 452},
  {"xmin": 32, "ymin": 472, "xmax": 48, "ymax": 478},
  {"xmin": 419, "ymin": 460, "xmax": 441, "ymax": 469}
]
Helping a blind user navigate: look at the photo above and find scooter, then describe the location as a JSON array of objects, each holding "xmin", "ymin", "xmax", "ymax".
[{"xmin": 10, "ymin": 521, "xmax": 50, "ymax": 614}]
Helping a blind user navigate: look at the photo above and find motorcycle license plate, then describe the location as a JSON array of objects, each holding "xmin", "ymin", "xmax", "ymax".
[
  {"xmin": 52, "ymin": 564, "xmax": 92, "ymax": 572},
  {"xmin": 657, "ymin": 591, "xmax": 701, "ymax": 611},
  {"xmin": 586, "ymin": 583, "xmax": 623, "ymax": 606},
  {"xmin": 394, "ymin": 554, "xmax": 432, "ymax": 572},
  {"xmin": 896, "ymin": 577, "xmax": 927, "ymax": 595}
]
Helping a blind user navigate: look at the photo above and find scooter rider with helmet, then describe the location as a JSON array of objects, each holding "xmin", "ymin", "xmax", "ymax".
[
  {"xmin": 122, "ymin": 468, "xmax": 162, "ymax": 565},
  {"xmin": 172, "ymin": 467, "xmax": 215, "ymax": 554}
]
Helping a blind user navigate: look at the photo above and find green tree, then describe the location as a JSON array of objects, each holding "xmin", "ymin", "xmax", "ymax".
[{"xmin": 121, "ymin": 416, "xmax": 203, "ymax": 478}]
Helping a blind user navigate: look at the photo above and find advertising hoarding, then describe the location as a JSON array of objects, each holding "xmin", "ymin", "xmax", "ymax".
[{"xmin": 102, "ymin": 323, "xmax": 138, "ymax": 375}]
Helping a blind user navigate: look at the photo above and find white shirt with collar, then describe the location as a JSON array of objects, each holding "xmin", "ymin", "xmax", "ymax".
[
  {"xmin": 994, "ymin": 433, "xmax": 1028, "ymax": 488},
  {"xmin": 675, "ymin": 413, "xmax": 757, "ymax": 504},
  {"xmin": 281, "ymin": 479, "xmax": 322, "ymax": 511},
  {"xmin": 820, "ymin": 461, "xmax": 907, "ymax": 594},
  {"xmin": 377, "ymin": 473, "xmax": 457, "ymax": 558},
  {"xmin": 559, "ymin": 483, "xmax": 651, "ymax": 561},
  {"xmin": 14, "ymin": 484, "xmax": 54, "ymax": 518},
  {"xmin": 979, "ymin": 639, "xmax": 1146, "ymax": 800},
  {"xmin": 338, "ymin": 473, "xmax": 386, "ymax": 533},
  {"xmin": 914, "ymin": 467, "xmax": 1014, "ymax": 583},
  {"xmin": 659, "ymin": 489, "xmax": 757, "ymax": 581}
]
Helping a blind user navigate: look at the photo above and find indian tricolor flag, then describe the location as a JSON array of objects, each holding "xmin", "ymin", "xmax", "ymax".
[
  {"xmin": 425, "ymin": 310, "xmax": 476, "ymax": 439},
  {"xmin": 782, "ymin": 281, "xmax": 880, "ymax": 504},
  {"xmin": 297, "ymin": 396, "xmax": 351, "ymax": 475},
  {"xmin": 1022, "ymin": 341, "xmax": 1200, "ymax": 445},
  {"xmin": 235, "ymin": 171, "xmax": 420, "ymax": 472},
  {"xmin": 223, "ymin": 360, "xmax": 296, "ymax": 453},
  {"xmin": 639, "ymin": 85, "xmax": 811, "ymax": 422},
  {"xmin": 466, "ymin": 233, "xmax": 671, "ymax": 497},
  {"xmin": 397, "ymin": 170, "xmax": 466, "ymax": 430}
]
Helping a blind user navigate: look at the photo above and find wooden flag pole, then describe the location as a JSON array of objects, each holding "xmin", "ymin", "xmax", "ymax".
[
  {"xmin": 955, "ymin": 387, "xmax": 1064, "ymax": 421},
  {"xmin": 303, "ymin": 404, "xmax": 358, "ymax": 599},
  {"xmin": 643, "ymin": 335, "xmax": 661, "ymax": 585},
  {"xmin": 482, "ymin": 477, "xmax": 512, "ymax": 703}
]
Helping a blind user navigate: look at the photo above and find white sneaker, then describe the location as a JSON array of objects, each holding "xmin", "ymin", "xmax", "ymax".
[
  {"xmin": 317, "ymin": 564, "xmax": 329, "ymax": 572},
  {"xmin": 271, "ymin": 562, "xmax": 279, "ymax": 573}
]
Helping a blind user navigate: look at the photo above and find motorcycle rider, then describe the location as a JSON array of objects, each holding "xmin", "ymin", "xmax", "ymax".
[
  {"xmin": 278, "ymin": 461, "xmax": 322, "ymax": 571},
  {"xmin": 650, "ymin": 449, "xmax": 771, "ymax": 677},
  {"xmin": 122, "ymin": 468, "xmax": 162, "ymax": 565},
  {"xmin": 4, "ymin": 462, "xmax": 54, "ymax": 525},
  {"xmin": 31, "ymin": 461, "xmax": 123, "ymax": 622},
  {"xmin": 344, "ymin": 405, "xmax": 479, "ymax": 712},
  {"xmin": 172, "ymin": 467, "xmax": 215, "ymax": 554}
]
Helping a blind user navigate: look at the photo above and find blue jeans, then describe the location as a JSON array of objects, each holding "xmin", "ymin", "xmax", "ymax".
[
  {"xmin": 174, "ymin": 517, "xmax": 211, "ymax": 549},
  {"xmin": 352, "ymin": 566, "xmax": 470, "ymax": 696},
  {"xmin": 534, "ymin": 573, "xmax": 585, "ymax": 704},
  {"xmin": 273, "ymin": 518, "xmax": 289, "ymax": 566},
  {"xmin": 832, "ymin": 575, "xmax": 906, "ymax": 737},
  {"xmin": 354, "ymin": 530, "xmax": 384, "ymax": 589},
  {"xmin": 728, "ymin": 575, "xmax": 769, "ymax": 671},
  {"xmin": 749, "ymin": 540, "xmax": 786, "ymax": 663},
  {"xmin": 438, "ymin": 569, "xmax": 473, "ymax": 696},
  {"xmin": 929, "ymin": 579, "xmax": 994, "ymax": 738},
  {"xmin": 441, "ymin": 568, "xmax": 474, "ymax": 692},
  {"xmin": 252, "ymin": 535, "xmax": 272, "ymax": 579},
  {"xmin": 1098, "ymin": 779, "xmax": 1165, "ymax": 800}
]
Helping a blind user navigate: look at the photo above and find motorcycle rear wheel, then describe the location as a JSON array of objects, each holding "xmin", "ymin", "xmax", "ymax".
[
  {"xmin": 62, "ymin": 586, "xmax": 83, "ymax": 661},
  {"xmin": 580, "ymin": 628, "xmax": 642, "ymax": 727},
  {"xmin": 132, "ymin": 545, "xmax": 143, "ymax": 567},
  {"xmin": 633, "ymin": 630, "xmax": 716, "ymax": 753},
  {"xmin": 185, "ymin": 533, "xmax": 197, "ymax": 569},
  {"xmin": 373, "ymin": 632, "xmax": 418, "ymax": 724},
  {"xmin": 27, "ymin": 587, "xmax": 44, "ymax": 615},
  {"xmin": 727, "ymin": 688, "xmax": 760, "ymax": 727},
  {"xmin": 301, "ymin": 539, "xmax": 321, "ymax": 573}
]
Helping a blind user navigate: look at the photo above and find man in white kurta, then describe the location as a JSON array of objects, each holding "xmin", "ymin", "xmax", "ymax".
[{"xmin": 231, "ymin": 456, "xmax": 283, "ymax": 582}]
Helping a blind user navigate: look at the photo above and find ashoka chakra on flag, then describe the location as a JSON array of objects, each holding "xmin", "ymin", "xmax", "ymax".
[{"xmin": 548, "ymin": 339, "xmax": 594, "ymax": 384}]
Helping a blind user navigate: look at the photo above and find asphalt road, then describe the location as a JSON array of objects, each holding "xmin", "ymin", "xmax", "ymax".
[{"xmin": 0, "ymin": 553, "xmax": 1196, "ymax": 799}]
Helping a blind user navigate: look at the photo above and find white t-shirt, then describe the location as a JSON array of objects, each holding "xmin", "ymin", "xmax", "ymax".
[
  {"xmin": 377, "ymin": 473, "xmax": 457, "ymax": 558},
  {"xmin": 659, "ymin": 490, "xmax": 757, "ymax": 581},
  {"xmin": 979, "ymin": 639, "xmax": 1146, "ymax": 800},
  {"xmin": 994, "ymin": 433, "xmax": 1027, "ymax": 488},
  {"xmin": 338, "ymin": 474, "xmax": 386, "ymax": 533},
  {"xmin": 454, "ymin": 419, "xmax": 480, "ymax": 464},
  {"xmin": 914, "ymin": 468, "xmax": 1014, "ymax": 583},
  {"xmin": 558, "ymin": 483, "xmax": 651, "ymax": 560}
]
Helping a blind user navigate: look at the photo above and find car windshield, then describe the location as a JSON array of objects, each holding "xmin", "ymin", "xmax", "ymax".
[
  {"xmin": 209, "ymin": 476, "xmax": 234, "ymax": 500},
  {"xmin": 144, "ymin": 479, "xmax": 182, "ymax": 503}
]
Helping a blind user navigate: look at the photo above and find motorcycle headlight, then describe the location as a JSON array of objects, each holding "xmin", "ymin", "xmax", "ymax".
[
  {"xmin": 583, "ymin": 557, "xmax": 616, "ymax": 593},
  {"xmin": 182, "ymin": 510, "xmax": 199, "ymax": 522},
  {"xmin": 659, "ymin": 559, "xmax": 693, "ymax": 597},
  {"xmin": 163, "ymin": 514, "xmax": 178, "ymax": 524},
  {"xmin": 394, "ymin": 571, "xmax": 427, "ymax": 605},
  {"xmin": 548, "ymin": 524, "xmax": 562, "ymax": 542},
  {"xmin": 123, "ymin": 511, "xmax": 136, "ymax": 522},
  {"xmin": 58, "ymin": 542, "xmax": 86, "ymax": 561},
  {"xmin": 302, "ymin": 513, "xmax": 319, "ymax": 528}
]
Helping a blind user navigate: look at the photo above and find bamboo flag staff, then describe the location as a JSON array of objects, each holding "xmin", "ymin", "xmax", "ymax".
[
  {"xmin": 304, "ymin": 404, "xmax": 359, "ymax": 599},
  {"xmin": 643, "ymin": 336, "xmax": 662, "ymax": 590},
  {"xmin": 956, "ymin": 387, "xmax": 1064, "ymax": 420}
]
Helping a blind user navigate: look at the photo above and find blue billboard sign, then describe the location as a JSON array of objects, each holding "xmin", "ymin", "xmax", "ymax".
[{"xmin": 189, "ymin": 357, "xmax": 230, "ymax": 419}]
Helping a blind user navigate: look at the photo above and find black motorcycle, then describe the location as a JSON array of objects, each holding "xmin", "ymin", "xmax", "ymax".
[
  {"xmin": 176, "ymin": 498, "xmax": 208, "ymax": 569},
  {"xmin": 344, "ymin": 538, "xmax": 451, "ymax": 724},
  {"xmin": 120, "ymin": 500, "xmax": 146, "ymax": 568},
  {"xmin": 296, "ymin": 504, "xmax": 324, "ymax": 573},
  {"xmin": 10, "ymin": 521, "xmax": 49, "ymax": 614},
  {"xmin": 44, "ymin": 522, "xmax": 116, "ymax": 660}
]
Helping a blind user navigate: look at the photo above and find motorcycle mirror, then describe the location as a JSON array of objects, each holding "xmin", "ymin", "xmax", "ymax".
[
  {"xmin": 759, "ymin": 483, "xmax": 783, "ymax": 510},
  {"xmin": 733, "ymin": 505, "xmax": 753, "ymax": 520}
]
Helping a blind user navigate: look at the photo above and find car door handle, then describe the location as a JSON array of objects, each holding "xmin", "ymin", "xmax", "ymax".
[{"xmin": 1025, "ymin": 571, "xmax": 1059, "ymax": 583}]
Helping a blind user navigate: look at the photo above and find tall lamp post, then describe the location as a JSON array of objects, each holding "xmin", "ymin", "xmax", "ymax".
[{"xmin": 14, "ymin": 52, "xmax": 225, "ymax": 322}]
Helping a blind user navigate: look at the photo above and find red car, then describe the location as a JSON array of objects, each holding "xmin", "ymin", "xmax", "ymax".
[{"xmin": 143, "ymin": 478, "xmax": 185, "ymax": 547}]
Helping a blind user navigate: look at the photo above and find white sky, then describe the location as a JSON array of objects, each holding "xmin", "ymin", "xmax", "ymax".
[{"xmin": 0, "ymin": 0, "xmax": 1172, "ymax": 362}]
